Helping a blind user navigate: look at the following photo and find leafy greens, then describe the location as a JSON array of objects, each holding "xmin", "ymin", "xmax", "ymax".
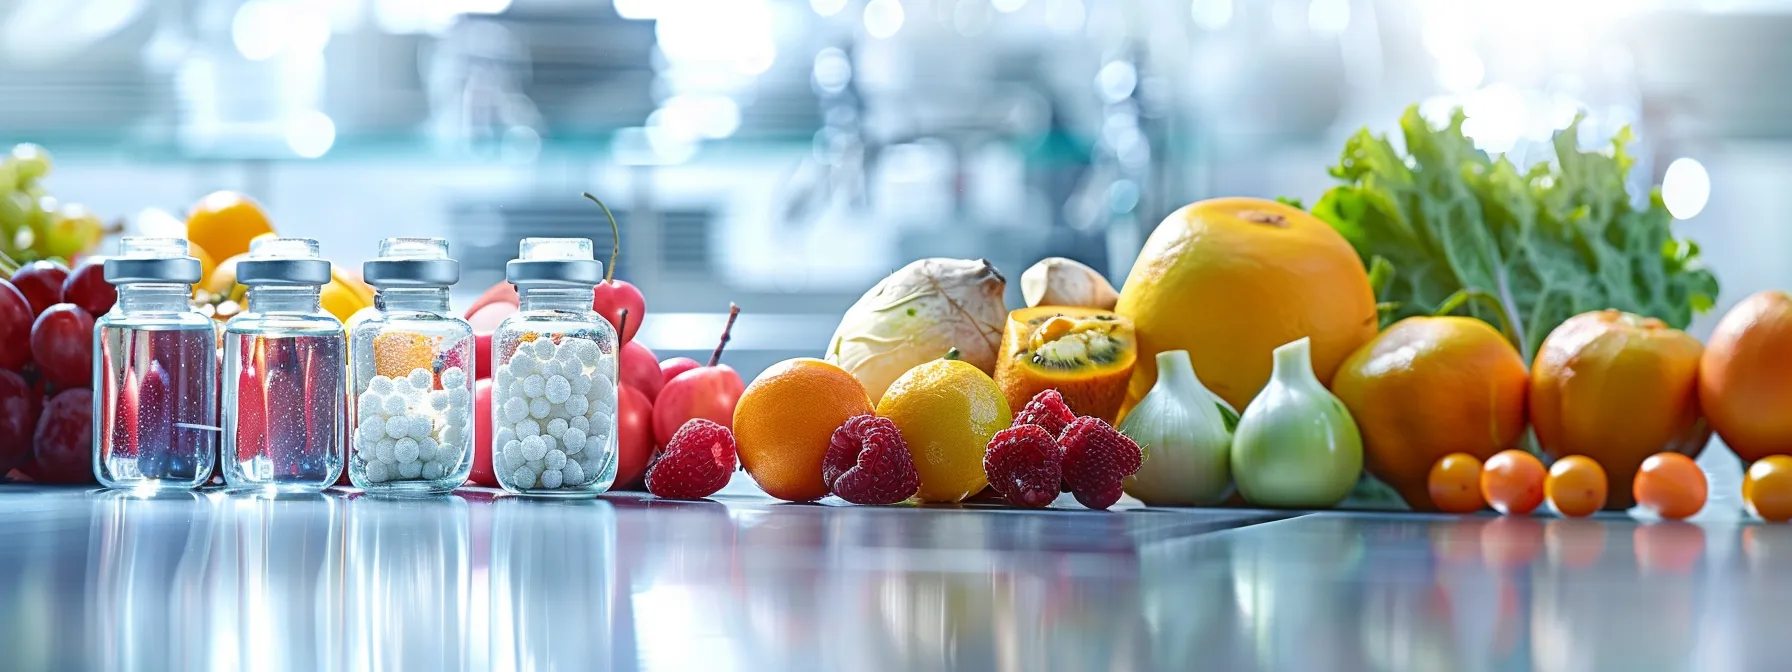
[{"xmin": 1311, "ymin": 106, "xmax": 1719, "ymax": 361}]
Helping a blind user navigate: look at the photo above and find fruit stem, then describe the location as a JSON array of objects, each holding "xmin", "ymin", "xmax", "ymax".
[
  {"xmin": 0, "ymin": 248, "xmax": 18, "ymax": 275},
  {"xmin": 708, "ymin": 303, "xmax": 739, "ymax": 367},
  {"xmin": 582, "ymin": 192, "xmax": 620, "ymax": 284},
  {"xmin": 944, "ymin": 347, "xmax": 962, "ymax": 361},
  {"xmin": 617, "ymin": 308, "xmax": 630, "ymax": 341}
]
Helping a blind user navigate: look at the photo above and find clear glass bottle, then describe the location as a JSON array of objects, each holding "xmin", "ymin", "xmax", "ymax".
[
  {"xmin": 93, "ymin": 237, "xmax": 218, "ymax": 491},
  {"xmin": 491, "ymin": 238, "xmax": 619, "ymax": 496},
  {"xmin": 222, "ymin": 237, "xmax": 347, "ymax": 492},
  {"xmin": 348, "ymin": 238, "xmax": 475, "ymax": 494}
]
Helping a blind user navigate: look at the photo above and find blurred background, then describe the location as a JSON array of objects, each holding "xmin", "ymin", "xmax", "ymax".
[{"xmin": 1, "ymin": 0, "xmax": 1787, "ymax": 376}]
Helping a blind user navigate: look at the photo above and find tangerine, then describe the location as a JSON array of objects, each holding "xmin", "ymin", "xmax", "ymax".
[
  {"xmin": 1544, "ymin": 455, "xmax": 1607, "ymax": 518},
  {"xmin": 1480, "ymin": 450, "xmax": 1545, "ymax": 516},
  {"xmin": 185, "ymin": 191, "xmax": 274, "ymax": 263},
  {"xmin": 1744, "ymin": 455, "xmax": 1792, "ymax": 522},
  {"xmin": 1427, "ymin": 452, "xmax": 1485, "ymax": 514},
  {"xmin": 1632, "ymin": 452, "xmax": 1706, "ymax": 520},
  {"xmin": 1700, "ymin": 291, "xmax": 1792, "ymax": 462},
  {"xmin": 733, "ymin": 358, "xmax": 874, "ymax": 502}
]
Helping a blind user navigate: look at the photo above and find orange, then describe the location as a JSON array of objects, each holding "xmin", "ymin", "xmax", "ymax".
[
  {"xmin": 1115, "ymin": 197, "xmax": 1378, "ymax": 413},
  {"xmin": 1531, "ymin": 310, "xmax": 1708, "ymax": 509},
  {"xmin": 1427, "ymin": 453, "xmax": 1485, "ymax": 514},
  {"xmin": 733, "ymin": 358, "xmax": 874, "ymax": 502},
  {"xmin": 1632, "ymin": 453, "xmax": 1706, "ymax": 520},
  {"xmin": 1743, "ymin": 455, "xmax": 1792, "ymax": 522},
  {"xmin": 1333, "ymin": 316, "xmax": 1528, "ymax": 510},
  {"xmin": 186, "ymin": 191, "xmax": 275, "ymax": 263},
  {"xmin": 373, "ymin": 331, "xmax": 438, "ymax": 379},
  {"xmin": 1700, "ymin": 291, "xmax": 1792, "ymax": 462},
  {"xmin": 1544, "ymin": 456, "xmax": 1607, "ymax": 518},
  {"xmin": 1480, "ymin": 450, "xmax": 1545, "ymax": 516}
]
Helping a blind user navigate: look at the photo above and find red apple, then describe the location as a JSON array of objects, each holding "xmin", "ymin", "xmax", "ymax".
[
  {"xmin": 616, "ymin": 384, "xmax": 654, "ymax": 489},
  {"xmin": 650, "ymin": 304, "xmax": 744, "ymax": 446},
  {"xmin": 620, "ymin": 340, "xmax": 664, "ymax": 402},
  {"xmin": 593, "ymin": 280, "xmax": 645, "ymax": 346},
  {"xmin": 469, "ymin": 378, "xmax": 498, "ymax": 487},
  {"xmin": 660, "ymin": 357, "xmax": 700, "ymax": 385},
  {"xmin": 464, "ymin": 281, "xmax": 518, "ymax": 320},
  {"xmin": 468, "ymin": 301, "xmax": 516, "ymax": 381}
]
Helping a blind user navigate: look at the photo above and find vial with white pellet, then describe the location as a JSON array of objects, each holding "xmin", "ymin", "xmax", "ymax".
[
  {"xmin": 489, "ymin": 238, "xmax": 620, "ymax": 495},
  {"xmin": 348, "ymin": 238, "xmax": 475, "ymax": 494}
]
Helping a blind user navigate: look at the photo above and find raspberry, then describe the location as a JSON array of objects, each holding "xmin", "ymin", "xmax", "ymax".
[
  {"xmin": 646, "ymin": 419, "xmax": 738, "ymax": 499},
  {"xmin": 1058, "ymin": 417, "xmax": 1141, "ymax": 510},
  {"xmin": 1013, "ymin": 389, "xmax": 1075, "ymax": 438},
  {"xmin": 824, "ymin": 415, "xmax": 920, "ymax": 505},
  {"xmin": 983, "ymin": 424, "xmax": 1062, "ymax": 508}
]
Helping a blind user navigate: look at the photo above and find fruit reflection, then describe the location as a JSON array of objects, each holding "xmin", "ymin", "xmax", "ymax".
[{"xmin": 1531, "ymin": 520, "xmax": 1702, "ymax": 671}]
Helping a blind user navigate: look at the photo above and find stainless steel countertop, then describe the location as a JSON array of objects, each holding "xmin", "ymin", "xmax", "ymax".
[{"xmin": 0, "ymin": 477, "xmax": 1784, "ymax": 671}]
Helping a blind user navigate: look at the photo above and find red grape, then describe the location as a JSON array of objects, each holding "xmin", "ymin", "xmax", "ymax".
[
  {"xmin": 0, "ymin": 280, "xmax": 31, "ymax": 371},
  {"xmin": 30, "ymin": 304, "xmax": 94, "ymax": 389},
  {"xmin": 10, "ymin": 260, "xmax": 68, "ymax": 317},
  {"xmin": 0, "ymin": 370, "xmax": 33, "ymax": 473},
  {"xmin": 61, "ymin": 263, "xmax": 115, "ymax": 317},
  {"xmin": 32, "ymin": 387, "xmax": 93, "ymax": 484}
]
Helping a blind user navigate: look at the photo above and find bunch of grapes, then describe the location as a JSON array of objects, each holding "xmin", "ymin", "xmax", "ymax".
[
  {"xmin": 0, "ymin": 144, "xmax": 111, "ymax": 265},
  {"xmin": 0, "ymin": 143, "xmax": 120, "ymax": 485}
]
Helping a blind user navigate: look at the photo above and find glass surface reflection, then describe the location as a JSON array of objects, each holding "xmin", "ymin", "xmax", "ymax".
[
  {"xmin": 346, "ymin": 493, "xmax": 471, "ymax": 670},
  {"xmin": 87, "ymin": 490, "xmax": 218, "ymax": 671},
  {"xmin": 207, "ymin": 492, "xmax": 346, "ymax": 671},
  {"xmin": 488, "ymin": 496, "xmax": 617, "ymax": 671}
]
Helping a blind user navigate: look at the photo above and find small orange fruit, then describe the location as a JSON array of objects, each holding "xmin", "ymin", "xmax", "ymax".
[
  {"xmin": 1531, "ymin": 310, "xmax": 1708, "ymax": 509},
  {"xmin": 1700, "ymin": 291, "xmax": 1792, "ymax": 462},
  {"xmin": 1743, "ymin": 455, "xmax": 1792, "ymax": 522},
  {"xmin": 733, "ymin": 358, "xmax": 874, "ymax": 502},
  {"xmin": 1632, "ymin": 452, "xmax": 1707, "ymax": 520},
  {"xmin": 186, "ymin": 191, "xmax": 275, "ymax": 263},
  {"xmin": 1544, "ymin": 455, "xmax": 1607, "ymax": 518},
  {"xmin": 1427, "ymin": 452, "xmax": 1485, "ymax": 514},
  {"xmin": 1480, "ymin": 450, "xmax": 1545, "ymax": 515},
  {"xmin": 1334, "ymin": 316, "xmax": 1529, "ymax": 510}
]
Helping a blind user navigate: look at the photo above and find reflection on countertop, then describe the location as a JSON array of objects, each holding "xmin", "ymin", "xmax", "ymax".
[{"xmin": 0, "ymin": 480, "xmax": 1786, "ymax": 671}]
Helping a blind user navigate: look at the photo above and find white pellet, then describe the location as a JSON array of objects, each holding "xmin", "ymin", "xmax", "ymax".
[
  {"xmin": 375, "ymin": 439, "xmax": 396, "ymax": 463},
  {"xmin": 384, "ymin": 417, "xmax": 408, "ymax": 439},
  {"xmin": 569, "ymin": 416, "xmax": 589, "ymax": 434},
  {"xmin": 399, "ymin": 460, "xmax": 423, "ymax": 479},
  {"xmin": 429, "ymin": 391, "xmax": 450, "ymax": 412},
  {"xmin": 394, "ymin": 438, "xmax": 420, "ymax": 464},
  {"xmin": 539, "ymin": 469, "xmax": 563, "ymax": 489},
  {"xmin": 561, "ymin": 460, "xmax": 585, "ymax": 485},
  {"xmin": 522, "ymin": 374, "xmax": 545, "ymax": 399},
  {"xmin": 502, "ymin": 397, "xmax": 529, "ymax": 423},
  {"xmin": 546, "ymin": 418, "xmax": 568, "ymax": 439},
  {"xmin": 383, "ymin": 395, "xmax": 407, "ymax": 417},
  {"xmin": 449, "ymin": 387, "xmax": 470, "ymax": 409},
  {"xmin": 421, "ymin": 460, "xmax": 445, "ymax": 480},
  {"xmin": 540, "ymin": 360, "xmax": 562, "ymax": 378},
  {"xmin": 441, "ymin": 367, "xmax": 466, "ymax": 389},
  {"xmin": 588, "ymin": 412, "xmax": 614, "ymax": 438},
  {"xmin": 570, "ymin": 374, "xmax": 591, "ymax": 396},
  {"xmin": 491, "ymin": 451, "xmax": 510, "ymax": 475},
  {"xmin": 366, "ymin": 460, "xmax": 391, "ymax": 483},
  {"xmin": 357, "ymin": 393, "xmax": 384, "ymax": 418},
  {"xmin": 545, "ymin": 375, "xmax": 571, "ymax": 404},
  {"xmin": 544, "ymin": 449, "xmax": 567, "ymax": 471},
  {"xmin": 511, "ymin": 465, "xmax": 538, "ymax": 489},
  {"xmin": 562, "ymin": 427, "xmax": 586, "ymax": 453},
  {"xmin": 417, "ymin": 437, "xmax": 440, "ymax": 462},
  {"xmin": 443, "ymin": 424, "xmax": 464, "ymax": 447},
  {"xmin": 515, "ymin": 419, "xmax": 540, "ymax": 438},
  {"xmin": 369, "ymin": 375, "xmax": 394, "ymax": 395},
  {"xmin": 508, "ymin": 355, "xmax": 537, "ymax": 376},
  {"xmin": 502, "ymin": 439, "xmax": 524, "ymax": 465},
  {"xmin": 574, "ymin": 340, "xmax": 599, "ymax": 365},
  {"xmin": 407, "ymin": 368, "xmax": 432, "ymax": 391},
  {"xmin": 358, "ymin": 417, "xmax": 386, "ymax": 443},
  {"xmin": 495, "ymin": 427, "xmax": 516, "ymax": 447},
  {"xmin": 564, "ymin": 394, "xmax": 588, "ymax": 416},
  {"xmin": 531, "ymin": 338, "xmax": 556, "ymax": 360},
  {"xmin": 529, "ymin": 397, "xmax": 550, "ymax": 419},
  {"xmin": 590, "ymin": 375, "xmax": 616, "ymax": 403},
  {"xmin": 496, "ymin": 368, "xmax": 515, "ymax": 386},
  {"xmin": 521, "ymin": 435, "xmax": 547, "ymax": 462}
]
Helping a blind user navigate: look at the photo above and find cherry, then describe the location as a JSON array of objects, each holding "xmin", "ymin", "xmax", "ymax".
[
  {"xmin": 10, "ymin": 260, "xmax": 68, "ymax": 317},
  {"xmin": 61, "ymin": 262, "xmax": 116, "ymax": 317},
  {"xmin": 32, "ymin": 388, "xmax": 94, "ymax": 484},
  {"xmin": 0, "ymin": 280, "xmax": 32, "ymax": 371},
  {"xmin": 30, "ymin": 304, "xmax": 94, "ymax": 389},
  {"xmin": 660, "ymin": 357, "xmax": 700, "ymax": 385},
  {"xmin": 584, "ymin": 193, "xmax": 647, "ymax": 346},
  {"xmin": 620, "ymin": 329, "xmax": 664, "ymax": 402}
]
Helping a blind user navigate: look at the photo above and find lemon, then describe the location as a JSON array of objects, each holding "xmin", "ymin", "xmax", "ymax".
[
  {"xmin": 876, "ymin": 358, "xmax": 1011, "ymax": 503},
  {"xmin": 186, "ymin": 191, "xmax": 275, "ymax": 263}
]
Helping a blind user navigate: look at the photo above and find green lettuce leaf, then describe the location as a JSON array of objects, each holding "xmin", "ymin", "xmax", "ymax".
[{"xmin": 1311, "ymin": 105, "xmax": 1719, "ymax": 361}]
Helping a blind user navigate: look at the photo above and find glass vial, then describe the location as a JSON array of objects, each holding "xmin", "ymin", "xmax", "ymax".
[
  {"xmin": 491, "ymin": 238, "xmax": 620, "ymax": 496},
  {"xmin": 93, "ymin": 237, "xmax": 219, "ymax": 491},
  {"xmin": 348, "ymin": 238, "xmax": 474, "ymax": 494},
  {"xmin": 221, "ymin": 237, "xmax": 347, "ymax": 492}
]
